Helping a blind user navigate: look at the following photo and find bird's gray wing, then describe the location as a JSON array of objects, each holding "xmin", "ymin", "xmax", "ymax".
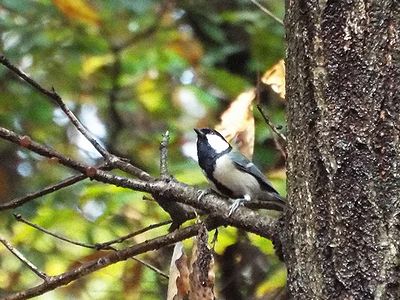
[{"xmin": 229, "ymin": 150, "xmax": 279, "ymax": 195}]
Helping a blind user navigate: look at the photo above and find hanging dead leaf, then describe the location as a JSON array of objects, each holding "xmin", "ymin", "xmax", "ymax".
[
  {"xmin": 167, "ymin": 242, "xmax": 190, "ymax": 300},
  {"xmin": 215, "ymin": 89, "xmax": 255, "ymax": 159},
  {"xmin": 189, "ymin": 223, "xmax": 215, "ymax": 300},
  {"xmin": 262, "ymin": 59, "xmax": 285, "ymax": 100},
  {"xmin": 52, "ymin": 0, "xmax": 101, "ymax": 26}
]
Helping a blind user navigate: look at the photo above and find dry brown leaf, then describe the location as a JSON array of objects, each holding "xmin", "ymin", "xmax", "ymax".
[
  {"xmin": 167, "ymin": 242, "xmax": 190, "ymax": 300},
  {"xmin": 215, "ymin": 89, "xmax": 255, "ymax": 159},
  {"xmin": 189, "ymin": 223, "xmax": 215, "ymax": 300},
  {"xmin": 52, "ymin": 0, "xmax": 100, "ymax": 26},
  {"xmin": 262, "ymin": 59, "xmax": 285, "ymax": 99}
]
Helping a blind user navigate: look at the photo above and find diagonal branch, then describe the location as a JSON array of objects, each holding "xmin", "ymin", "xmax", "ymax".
[
  {"xmin": 0, "ymin": 127, "xmax": 96, "ymax": 175},
  {"xmin": 0, "ymin": 55, "xmax": 151, "ymax": 181},
  {"xmin": 0, "ymin": 55, "xmax": 108, "ymax": 158}
]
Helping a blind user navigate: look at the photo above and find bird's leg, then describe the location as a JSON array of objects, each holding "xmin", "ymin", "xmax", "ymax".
[{"xmin": 228, "ymin": 194, "xmax": 251, "ymax": 216}]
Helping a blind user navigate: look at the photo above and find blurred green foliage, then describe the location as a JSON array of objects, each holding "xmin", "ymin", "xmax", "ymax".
[{"xmin": 0, "ymin": 0, "xmax": 286, "ymax": 299}]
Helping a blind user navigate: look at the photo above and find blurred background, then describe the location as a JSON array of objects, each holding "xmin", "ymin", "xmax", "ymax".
[{"xmin": 0, "ymin": 0, "xmax": 286, "ymax": 299}]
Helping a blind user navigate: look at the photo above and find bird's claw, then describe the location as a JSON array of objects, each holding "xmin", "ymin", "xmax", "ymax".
[
  {"xmin": 228, "ymin": 199, "xmax": 242, "ymax": 216},
  {"xmin": 228, "ymin": 195, "xmax": 251, "ymax": 217},
  {"xmin": 197, "ymin": 189, "xmax": 213, "ymax": 201},
  {"xmin": 228, "ymin": 195, "xmax": 251, "ymax": 216}
]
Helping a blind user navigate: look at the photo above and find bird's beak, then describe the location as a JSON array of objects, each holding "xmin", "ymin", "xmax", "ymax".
[{"xmin": 193, "ymin": 128, "xmax": 203, "ymax": 136}]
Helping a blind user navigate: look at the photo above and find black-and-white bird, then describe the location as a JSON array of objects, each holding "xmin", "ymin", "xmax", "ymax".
[{"xmin": 194, "ymin": 128, "xmax": 285, "ymax": 215}]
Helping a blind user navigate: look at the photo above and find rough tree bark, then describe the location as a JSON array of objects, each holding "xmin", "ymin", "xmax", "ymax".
[{"xmin": 284, "ymin": 1, "xmax": 399, "ymax": 299}]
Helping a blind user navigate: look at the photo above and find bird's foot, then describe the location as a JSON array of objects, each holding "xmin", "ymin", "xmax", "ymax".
[
  {"xmin": 228, "ymin": 194, "xmax": 251, "ymax": 216},
  {"xmin": 197, "ymin": 189, "xmax": 213, "ymax": 201}
]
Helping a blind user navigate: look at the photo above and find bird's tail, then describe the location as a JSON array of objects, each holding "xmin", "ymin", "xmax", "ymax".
[{"xmin": 257, "ymin": 191, "xmax": 286, "ymax": 211}]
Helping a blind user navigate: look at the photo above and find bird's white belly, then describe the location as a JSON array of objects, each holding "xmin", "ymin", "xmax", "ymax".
[{"xmin": 212, "ymin": 155, "xmax": 260, "ymax": 198}]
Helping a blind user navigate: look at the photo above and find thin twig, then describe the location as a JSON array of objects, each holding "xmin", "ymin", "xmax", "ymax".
[
  {"xmin": 0, "ymin": 237, "xmax": 48, "ymax": 281},
  {"xmin": 0, "ymin": 174, "xmax": 86, "ymax": 210},
  {"xmin": 96, "ymin": 219, "xmax": 173, "ymax": 248},
  {"xmin": 114, "ymin": 23, "xmax": 159, "ymax": 52},
  {"xmin": 13, "ymin": 214, "xmax": 110, "ymax": 249},
  {"xmin": 14, "ymin": 214, "xmax": 172, "ymax": 249},
  {"xmin": 257, "ymin": 105, "xmax": 287, "ymax": 145},
  {"xmin": 249, "ymin": 0, "xmax": 284, "ymax": 26},
  {"xmin": 157, "ymin": 131, "xmax": 199, "ymax": 229},
  {"xmin": 160, "ymin": 130, "xmax": 170, "ymax": 179},
  {"xmin": 257, "ymin": 105, "xmax": 287, "ymax": 158},
  {"xmin": 132, "ymin": 257, "xmax": 169, "ymax": 279},
  {"xmin": 0, "ymin": 162, "xmax": 110, "ymax": 211}
]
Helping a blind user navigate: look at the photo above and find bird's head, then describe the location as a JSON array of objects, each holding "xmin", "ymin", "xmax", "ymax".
[{"xmin": 194, "ymin": 128, "xmax": 231, "ymax": 154}]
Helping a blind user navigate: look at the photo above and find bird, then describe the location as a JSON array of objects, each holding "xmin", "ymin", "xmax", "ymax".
[{"xmin": 194, "ymin": 128, "xmax": 285, "ymax": 216}]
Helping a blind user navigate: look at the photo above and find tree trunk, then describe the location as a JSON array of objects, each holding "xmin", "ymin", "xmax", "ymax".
[{"xmin": 284, "ymin": 1, "xmax": 400, "ymax": 299}]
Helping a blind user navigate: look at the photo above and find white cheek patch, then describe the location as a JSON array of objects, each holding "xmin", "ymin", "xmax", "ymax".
[{"xmin": 206, "ymin": 134, "xmax": 229, "ymax": 153}]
